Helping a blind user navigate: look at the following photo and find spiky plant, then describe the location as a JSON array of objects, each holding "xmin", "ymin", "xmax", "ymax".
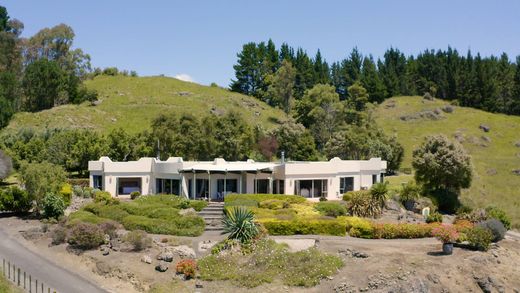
[
  {"xmin": 370, "ymin": 182, "xmax": 389, "ymax": 208},
  {"xmin": 222, "ymin": 207, "xmax": 258, "ymax": 243}
]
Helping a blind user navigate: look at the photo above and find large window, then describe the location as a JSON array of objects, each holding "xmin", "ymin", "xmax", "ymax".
[
  {"xmin": 254, "ymin": 179, "xmax": 269, "ymax": 194},
  {"xmin": 339, "ymin": 177, "xmax": 354, "ymax": 194},
  {"xmin": 118, "ymin": 178, "xmax": 141, "ymax": 195},
  {"xmin": 273, "ymin": 180, "xmax": 284, "ymax": 194},
  {"xmin": 217, "ymin": 179, "xmax": 238, "ymax": 193},
  {"xmin": 294, "ymin": 179, "xmax": 327, "ymax": 198},
  {"xmin": 93, "ymin": 175, "xmax": 103, "ymax": 190},
  {"xmin": 372, "ymin": 174, "xmax": 378, "ymax": 185},
  {"xmin": 188, "ymin": 179, "xmax": 209, "ymax": 199},
  {"xmin": 156, "ymin": 178, "xmax": 181, "ymax": 195}
]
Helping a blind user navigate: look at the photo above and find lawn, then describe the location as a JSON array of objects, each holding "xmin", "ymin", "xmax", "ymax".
[
  {"xmin": 5, "ymin": 75, "xmax": 286, "ymax": 135},
  {"xmin": 68, "ymin": 194, "xmax": 207, "ymax": 236},
  {"xmin": 374, "ymin": 96, "xmax": 520, "ymax": 228},
  {"xmin": 0, "ymin": 275, "xmax": 22, "ymax": 293}
]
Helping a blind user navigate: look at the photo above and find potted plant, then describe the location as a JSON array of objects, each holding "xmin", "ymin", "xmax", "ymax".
[{"xmin": 431, "ymin": 224, "xmax": 459, "ymax": 255}]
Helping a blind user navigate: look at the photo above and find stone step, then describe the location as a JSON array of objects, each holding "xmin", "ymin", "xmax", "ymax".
[
  {"xmin": 203, "ymin": 207, "xmax": 225, "ymax": 211},
  {"xmin": 203, "ymin": 215, "xmax": 223, "ymax": 219},
  {"xmin": 205, "ymin": 226, "xmax": 224, "ymax": 231},
  {"xmin": 199, "ymin": 211, "xmax": 224, "ymax": 216}
]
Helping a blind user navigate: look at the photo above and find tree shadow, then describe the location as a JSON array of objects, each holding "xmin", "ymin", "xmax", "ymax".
[{"xmin": 427, "ymin": 251, "xmax": 447, "ymax": 257}]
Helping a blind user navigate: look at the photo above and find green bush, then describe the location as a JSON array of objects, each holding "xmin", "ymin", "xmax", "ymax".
[
  {"xmin": 314, "ymin": 202, "xmax": 347, "ymax": 217},
  {"xmin": 319, "ymin": 196, "xmax": 328, "ymax": 202},
  {"xmin": 224, "ymin": 198, "xmax": 259, "ymax": 208},
  {"xmin": 121, "ymin": 214, "xmax": 204, "ymax": 236},
  {"xmin": 372, "ymin": 223, "xmax": 434, "ymax": 239},
  {"xmin": 347, "ymin": 190, "xmax": 380, "ymax": 218},
  {"xmin": 51, "ymin": 226, "xmax": 67, "ymax": 245},
  {"xmin": 223, "ymin": 207, "xmax": 259, "ymax": 243},
  {"xmin": 370, "ymin": 182, "xmax": 389, "ymax": 207},
  {"xmin": 478, "ymin": 219, "xmax": 506, "ymax": 242},
  {"xmin": 130, "ymin": 191, "xmax": 141, "ymax": 200},
  {"xmin": 0, "ymin": 186, "xmax": 33, "ymax": 213},
  {"xmin": 347, "ymin": 220, "xmax": 375, "ymax": 239},
  {"xmin": 485, "ymin": 206, "xmax": 511, "ymax": 230},
  {"xmin": 123, "ymin": 230, "xmax": 152, "ymax": 251},
  {"xmin": 426, "ymin": 212, "xmax": 443, "ymax": 223},
  {"xmin": 261, "ymin": 219, "xmax": 346, "ymax": 236},
  {"xmin": 342, "ymin": 191, "xmax": 354, "ymax": 202},
  {"xmin": 98, "ymin": 220, "xmax": 121, "ymax": 239},
  {"xmin": 67, "ymin": 222, "xmax": 105, "ymax": 250},
  {"xmin": 259, "ymin": 199, "xmax": 285, "ymax": 210},
  {"xmin": 60, "ymin": 183, "xmax": 72, "ymax": 206},
  {"xmin": 67, "ymin": 211, "xmax": 112, "ymax": 226},
  {"xmin": 42, "ymin": 192, "xmax": 66, "ymax": 219},
  {"xmin": 399, "ymin": 181, "xmax": 421, "ymax": 203},
  {"xmin": 93, "ymin": 191, "xmax": 116, "ymax": 204},
  {"xmin": 225, "ymin": 194, "xmax": 306, "ymax": 205},
  {"xmin": 189, "ymin": 200, "xmax": 208, "ymax": 211},
  {"xmin": 466, "ymin": 226, "xmax": 493, "ymax": 251}
]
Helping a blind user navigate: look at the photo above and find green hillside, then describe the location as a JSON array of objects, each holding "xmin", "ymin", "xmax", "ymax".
[
  {"xmin": 4, "ymin": 75, "xmax": 286, "ymax": 134},
  {"xmin": 375, "ymin": 96, "xmax": 520, "ymax": 227}
]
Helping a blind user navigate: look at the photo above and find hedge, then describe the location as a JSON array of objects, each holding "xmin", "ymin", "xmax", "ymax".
[
  {"xmin": 260, "ymin": 219, "xmax": 346, "ymax": 236},
  {"xmin": 225, "ymin": 194, "xmax": 306, "ymax": 205}
]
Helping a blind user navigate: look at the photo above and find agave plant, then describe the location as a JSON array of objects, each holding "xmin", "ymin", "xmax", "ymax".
[{"xmin": 222, "ymin": 207, "xmax": 258, "ymax": 243}]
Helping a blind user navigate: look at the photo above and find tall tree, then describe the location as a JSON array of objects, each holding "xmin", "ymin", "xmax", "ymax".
[
  {"xmin": 22, "ymin": 59, "xmax": 67, "ymax": 111},
  {"xmin": 360, "ymin": 55, "xmax": 386, "ymax": 103},
  {"xmin": 313, "ymin": 50, "xmax": 330, "ymax": 85},
  {"xmin": 266, "ymin": 59, "xmax": 296, "ymax": 113}
]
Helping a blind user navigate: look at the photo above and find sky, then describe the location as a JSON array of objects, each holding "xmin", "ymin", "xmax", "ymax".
[{"xmin": 3, "ymin": 0, "xmax": 520, "ymax": 87}]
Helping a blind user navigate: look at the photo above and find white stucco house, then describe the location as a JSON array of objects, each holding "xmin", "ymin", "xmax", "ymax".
[{"xmin": 88, "ymin": 157, "xmax": 387, "ymax": 201}]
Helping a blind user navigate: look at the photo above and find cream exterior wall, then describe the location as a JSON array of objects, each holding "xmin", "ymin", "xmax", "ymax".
[{"xmin": 88, "ymin": 157, "xmax": 387, "ymax": 200}]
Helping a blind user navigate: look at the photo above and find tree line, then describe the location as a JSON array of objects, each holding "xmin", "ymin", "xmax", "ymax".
[{"xmin": 231, "ymin": 40, "xmax": 520, "ymax": 115}]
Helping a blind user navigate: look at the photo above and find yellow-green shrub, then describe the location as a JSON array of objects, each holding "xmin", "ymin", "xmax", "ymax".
[
  {"xmin": 259, "ymin": 199, "xmax": 285, "ymax": 210},
  {"xmin": 225, "ymin": 194, "xmax": 306, "ymax": 205},
  {"xmin": 372, "ymin": 223, "xmax": 434, "ymax": 239},
  {"xmin": 60, "ymin": 183, "xmax": 72, "ymax": 206},
  {"xmin": 260, "ymin": 219, "xmax": 346, "ymax": 236}
]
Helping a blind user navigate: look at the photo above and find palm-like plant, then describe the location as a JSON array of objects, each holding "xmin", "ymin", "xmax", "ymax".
[
  {"xmin": 370, "ymin": 182, "xmax": 389, "ymax": 208},
  {"xmin": 222, "ymin": 207, "xmax": 259, "ymax": 243}
]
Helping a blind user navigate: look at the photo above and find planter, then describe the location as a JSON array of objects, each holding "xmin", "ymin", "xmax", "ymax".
[{"xmin": 442, "ymin": 243, "xmax": 454, "ymax": 255}]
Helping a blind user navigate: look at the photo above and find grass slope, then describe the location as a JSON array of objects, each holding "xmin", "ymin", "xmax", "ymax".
[
  {"xmin": 5, "ymin": 76, "xmax": 286, "ymax": 134},
  {"xmin": 375, "ymin": 96, "xmax": 520, "ymax": 227}
]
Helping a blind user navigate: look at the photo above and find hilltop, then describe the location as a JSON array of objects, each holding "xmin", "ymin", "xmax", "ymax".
[
  {"xmin": 375, "ymin": 96, "xmax": 520, "ymax": 227},
  {"xmin": 4, "ymin": 75, "xmax": 286, "ymax": 134}
]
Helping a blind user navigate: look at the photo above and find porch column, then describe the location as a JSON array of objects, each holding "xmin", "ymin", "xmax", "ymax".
[
  {"xmin": 208, "ymin": 171, "xmax": 211, "ymax": 202},
  {"xmin": 269, "ymin": 174, "xmax": 273, "ymax": 194},
  {"xmin": 239, "ymin": 172, "xmax": 243, "ymax": 194},
  {"xmin": 254, "ymin": 171, "xmax": 258, "ymax": 194},
  {"xmin": 192, "ymin": 171, "xmax": 196, "ymax": 199},
  {"xmin": 224, "ymin": 170, "xmax": 227, "ymax": 196}
]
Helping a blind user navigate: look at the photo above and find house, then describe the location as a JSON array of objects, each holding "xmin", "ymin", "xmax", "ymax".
[{"xmin": 88, "ymin": 156, "xmax": 387, "ymax": 201}]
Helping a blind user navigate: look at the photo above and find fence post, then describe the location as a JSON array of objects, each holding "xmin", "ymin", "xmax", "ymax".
[
  {"xmin": 2, "ymin": 259, "xmax": 4, "ymax": 277},
  {"xmin": 41, "ymin": 282, "xmax": 43, "ymax": 293},
  {"xmin": 12, "ymin": 264, "xmax": 15, "ymax": 282},
  {"xmin": 7, "ymin": 261, "xmax": 10, "ymax": 279},
  {"xmin": 48, "ymin": 287, "xmax": 50, "ymax": 293},
  {"xmin": 24, "ymin": 271, "xmax": 26, "ymax": 289},
  {"xmin": 29, "ymin": 275, "xmax": 32, "ymax": 293},
  {"xmin": 36, "ymin": 279, "xmax": 38, "ymax": 293},
  {"xmin": 17, "ymin": 268, "xmax": 20, "ymax": 286}
]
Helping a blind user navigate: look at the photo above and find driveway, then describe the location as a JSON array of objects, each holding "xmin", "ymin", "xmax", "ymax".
[{"xmin": 0, "ymin": 228, "xmax": 107, "ymax": 293}]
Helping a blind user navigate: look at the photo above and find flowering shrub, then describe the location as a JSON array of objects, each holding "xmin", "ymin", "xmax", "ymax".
[
  {"xmin": 431, "ymin": 224, "xmax": 459, "ymax": 243},
  {"xmin": 373, "ymin": 223, "xmax": 435, "ymax": 239},
  {"xmin": 176, "ymin": 259, "xmax": 197, "ymax": 279}
]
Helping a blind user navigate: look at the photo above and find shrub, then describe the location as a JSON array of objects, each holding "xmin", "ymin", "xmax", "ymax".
[
  {"xmin": 261, "ymin": 219, "xmax": 346, "ymax": 236},
  {"xmin": 98, "ymin": 220, "xmax": 121, "ymax": 239},
  {"xmin": 426, "ymin": 212, "xmax": 443, "ymax": 223},
  {"xmin": 342, "ymin": 191, "xmax": 354, "ymax": 202},
  {"xmin": 121, "ymin": 214, "xmax": 204, "ymax": 236},
  {"xmin": 72, "ymin": 185, "xmax": 84, "ymax": 198},
  {"xmin": 466, "ymin": 226, "xmax": 493, "ymax": 251},
  {"xmin": 431, "ymin": 225, "xmax": 459, "ymax": 243},
  {"xmin": 343, "ymin": 217, "xmax": 374, "ymax": 239},
  {"xmin": 225, "ymin": 194, "xmax": 306, "ymax": 205},
  {"xmin": 176, "ymin": 259, "xmax": 197, "ymax": 279},
  {"xmin": 51, "ymin": 226, "xmax": 67, "ymax": 245},
  {"xmin": 0, "ymin": 186, "xmax": 33, "ymax": 213},
  {"xmin": 370, "ymin": 182, "xmax": 389, "ymax": 207},
  {"xmin": 93, "ymin": 191, "xmax": 116, "ymax": 204},
  {"xmin": 478, "ymin": 219, "xmax": 506, "ymax": 242},
  {"xmin": 68, "ymin": 222, "xmax": 105, "ymax": 249},
  {"xmin": 259, "ymin": 199, "xmax": 285, "ymax": 210},
  {"xmin": 130, "ymin": 191, "xmax": 141, "ymax": 200},
  {"xmin": 456, "ymin": 208, "xmax": 487, "ymax": 223},
  {"xmin": 485, "ymin": 206, "xmax": 511, "ymax": 230},
  {"xmin": 123, "ymin": 230, "xmax": 152, "ymax": 251},
  {"xmin": 60, "ymin": 183, "xmax": 72, "ymax": 206},
  {"xmin": 319, "ymin": 196, "xmax": 327, "ymax": 202},
  {"xmin": 67, "ymin": 210, "xmax": 111, "ymax": 225},
  {"xmin": 399, "ymin": 181, "xmax": 421, "ymax": 204},
  {"xmin": 314, "ymin": 202, "xmax": 347, "ymax": 217},
  {"xmin": 223, "ymin": 207, "xmax": 258, "ymax": 243},
  {"xmin": 373, "ymin": 223, "xmax": 434, "ymax": 239},
  {"xmin": 211, "ymin": 239, "xmax": 240, "ymax": 255},
  {"xmin": 224, "ymin": 198, "xmax": 259, "ymax": 208},
  {"xmin": 189, "ymin": 200, "xmax": 208, "ymax": 211},
  {"xmin": 42, "ymin": 193, "xmax": 66, "ymax": 219},
  {"xmin": 348, "ymin": 190, "xmax": 380, "ymax": 218}
]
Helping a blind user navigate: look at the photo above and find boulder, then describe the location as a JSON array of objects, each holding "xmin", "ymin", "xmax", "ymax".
[
  {"xmin": 157, "ymin": 251, "xmax": 174, "ymax": 262},
  {"xmin": 141, "ymin": 255, "xmax": 152, "ymax": 264},
  {"xmin": 441, "ymin": 105, "xmax": 454, "ymax": 113},
  {"xmin": 155, "ymin": 261, "xmax": 169, "ymax": 272},
  {"xmin": 179, "ymin": 207, "xmax": 196, "ymax": 216},
  {"xmin": 385, "ymin": 199, "xmax": 402, "ymax": 212},
  {"xmin": 479, "ymin": 124, "xmax": 490, "ymax": 132},
  {"xmin": 481, "ymin": 136, "xmax": 491, "ymax": 143},
  {"xmin": 515, "ymin": 141, "xmax": 520, "ymax": 147},
  {"xmin": 171, "ymin": 245, "xmax": 196, "ymax": 259},
  {"xmin": 512, "ymin": 169, "xmax": 520, "ymax": 176}
]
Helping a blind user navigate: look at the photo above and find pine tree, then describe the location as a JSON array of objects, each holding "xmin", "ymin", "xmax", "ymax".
[
  {"xmin": 293, "ymin": 48, "xmax": 314, "ymax": 99},
  {"xmin": 360, "ymin": 56, "xmax": 386, "ymax": 103},
  {"xmin": 313, "ymin": 50, "xmax": 330, "ymax": 85}
]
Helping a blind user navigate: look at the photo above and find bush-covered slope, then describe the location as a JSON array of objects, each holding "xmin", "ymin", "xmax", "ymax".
[
  {"xmin": 5, "ymin": 75, "xmax": 286, "ymax": 134},
  {"xmin": 375, "ymin": 96, "xmax": 520, "ymax": 227}
]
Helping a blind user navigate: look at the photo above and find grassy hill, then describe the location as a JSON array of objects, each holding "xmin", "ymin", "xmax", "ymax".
[
  {"xmin": 375, "ymin": 96, "xmax": 520, "ymax": 228},
  {"xmin": 4, "ymin": 75, "xmax": 286, "ymax": 134}
]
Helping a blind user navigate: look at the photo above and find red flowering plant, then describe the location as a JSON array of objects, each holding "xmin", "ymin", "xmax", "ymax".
[
  {"xmin": 431, "ymin": 224, "xmax": 459, "ymax": 244},
  {"xmin": 175, "ymin": 259, "xmax": 197, "ymax": 279}
]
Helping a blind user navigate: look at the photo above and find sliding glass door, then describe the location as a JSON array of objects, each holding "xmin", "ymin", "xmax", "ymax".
[{"xmin": 294, "ymin": 179, "xmax": 327, "ymax": 198}]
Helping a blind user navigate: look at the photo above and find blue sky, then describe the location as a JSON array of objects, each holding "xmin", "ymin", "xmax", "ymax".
[{"xmin": 3, "ymin": 1, "xmax": 520, "ymax": 87}]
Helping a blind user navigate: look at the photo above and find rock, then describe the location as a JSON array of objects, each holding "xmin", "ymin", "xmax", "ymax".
[
  {"xmin": 481, "ymin": 136, "xmax": 491, "ymax": 143},
  {"xmin": 474, "ymin": 276, "xmax": 492, "ymax": 293},
  {"xmin": 179, "ymin": 207, "xmax": 196, "ymax": 216},
  {"xmin": 102, "ymin": 249, "xmax": 110, "ymax": 256},
  {"xmin": 479, "ymin": 124, "xmax": 490, "ymax": 132},
  {"xmin": 95, "ymin": 261, "xmax": 111, "ymax": 275},
  {"xmin": 385, "ymin": 100, "xmax": 396, "ymax": 109},
  {"xmin": 178, "ymin": 91, "xmax": 191, "ymax": 96},
  {"xmin": 104, "ymin": 234, "xmax": 111, "ymax": 244},
  {"xmin": 454, "ymin": 131, "xmax": 465, "ymax": 143},
  {"xmin": 111, "ymin": 118, "xmax": 117, "ymax": 122},
  {"xmin": 423, "ymin": 92, "xmax": 434, "ymax": 100},
  {"xmin": 91, "ymin": 100, "xmax": 102, "ymax": 106},
  {"xmin": 155, "ymin": 261, "xmax": 169, "ymax": 272},
  {"xmin": 171, "ymin": 245, "xmax": 196, "ymax": 259},
  {"xmin": 157, "ymin": 251, "xmax": 174, "ymax": 262},
  {"xmin": 141, "ymin": 255, "xmax": 152, "ymax": 264},
  {"xmin": 385, "ymin": 199, "xmax": 402, "ymax": 212},
  {"xmin": 442, "ymin": 105, "xmax": 454, "ymax": 113},
  {"xmin": 334, "ymin": 282, "xmax": 356, "ymax": 293},
  {"xmin": 427, "ymin": 273, "xmax": 440, "ymax": 284},
  {"xmin": 515, "ymin": 141, "xmax": 520, "ymax": 147},
  {"xmin": 195, "ymin": 281, "xmax": 203, "ymax": 289},
  {"xmin": 339, "ymin": 248, "xmax": 369, "ymax": 258},
  {"xmin": 400, "ymin": 110, "xmax": 444, "ymax": 121},
  {"xmin": 512, "ymin": 169, "xmax": 520, "ymax": 176}
]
